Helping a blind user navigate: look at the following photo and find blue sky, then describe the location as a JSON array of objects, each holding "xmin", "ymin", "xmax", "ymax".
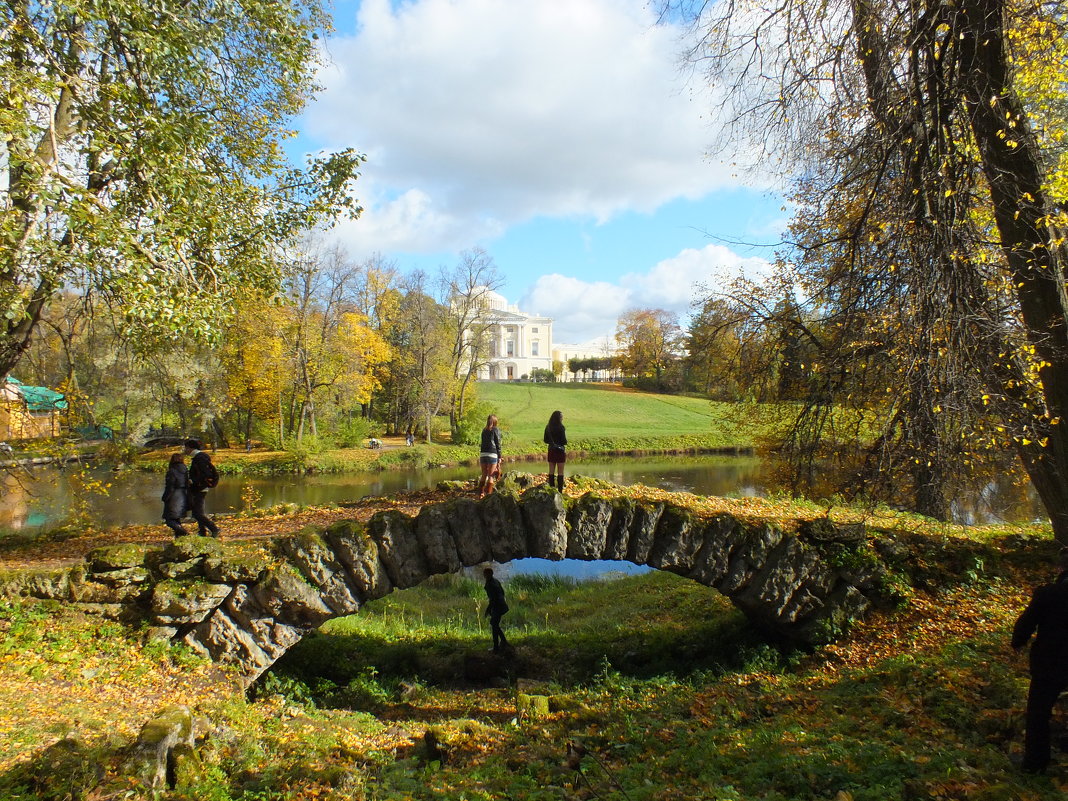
[{"xmin": 294, "ymin": 0, "xmax": 789, "ymax": 343}]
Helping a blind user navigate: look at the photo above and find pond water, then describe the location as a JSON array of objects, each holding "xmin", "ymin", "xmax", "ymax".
[{"xmin": 0, "ymin": 453, "xmax": 1043, "ymax": 538}]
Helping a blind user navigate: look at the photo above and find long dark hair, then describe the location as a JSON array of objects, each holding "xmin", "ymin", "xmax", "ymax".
[
  {"xmin": 548, "ymin": 410, "xmax": 563, "ymax": 427},
  {"xmin": 485, "ymin": 414, "xmax": 498, "ymax": 429}
]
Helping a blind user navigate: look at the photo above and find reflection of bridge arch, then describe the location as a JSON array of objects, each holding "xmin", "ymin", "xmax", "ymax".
[{"xmin": 174, "ymin": 483, "xmax": 884, "ymax": 682}]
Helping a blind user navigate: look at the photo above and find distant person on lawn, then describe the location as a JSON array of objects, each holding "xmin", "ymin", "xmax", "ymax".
[
  {"xmin": 1011, "ymin": 547, "xmax": 1068, "ymax": 773},
  {"xmin": 483, "ymin": 567, "xmax": 510, "ymax": 653},
  {"xmin": 183, "ymin": 439, "xmax": 220, "ymax": 538},
  {"xmin": 543, "ymin": 409, "xmax": 567, "ymax": 490},
  {"xmin": 477, "ymin": 414, "xmax": 502, "ymax": 499},
  {"xmin": 161, "ymin": 452, "xmax": 190, "ymax": 537}
]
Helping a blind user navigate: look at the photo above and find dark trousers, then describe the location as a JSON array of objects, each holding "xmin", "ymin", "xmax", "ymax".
[
  {"xmin": 1023, "ymin": 667, "xmax": 1068, "ymax": 771},
  {"xmin": 188, "ymin": 490, "xmax": 219, "ymax": 537},
  {"xmin": 489, "ymin": 613, "xmax": 508, "ymax": 652},
  {"xmin": 163, "ymin": 517, "xmax": 189, "ymax": 537}
]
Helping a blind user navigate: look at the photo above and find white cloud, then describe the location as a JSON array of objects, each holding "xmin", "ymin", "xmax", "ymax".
[
  {"xmin": 621, "ymin": 244, "xmax": 773, "ymax": 308},
  {"xmin": 520, "ymin": 244, "xmax": 773, "ymax": 343},
  {"xmin": 305, "ymin": 0, "xmax": 748, "ymax": 257},
  {"xmin": 520, "ymin": 274, "xmax": 632, "ymax": 344}
]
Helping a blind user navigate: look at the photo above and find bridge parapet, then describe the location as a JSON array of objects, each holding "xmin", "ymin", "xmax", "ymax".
[{"xmin": 3, "ymin": 479, "xmax": 892, "ymax": 682}]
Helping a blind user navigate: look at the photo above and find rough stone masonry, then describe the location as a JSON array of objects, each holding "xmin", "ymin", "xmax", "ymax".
[{"xmin": 3, "ymin": 477, "xmax": 894, "ymax": 683}]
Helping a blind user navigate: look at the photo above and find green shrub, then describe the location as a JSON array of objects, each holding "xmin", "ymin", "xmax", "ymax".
[
  {"xmin": 333, "ymin": 418, "xmax": 372, "ymax": 448},
  {"xmin": 332, "ymin": 667, "xmax": 393, "ymax": 710},
  {"xmin": 454, "ymin": 401, "xmax": 496, "ymax": 446}
]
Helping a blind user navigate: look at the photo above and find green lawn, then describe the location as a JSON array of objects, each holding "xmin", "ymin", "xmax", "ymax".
[
  {"xmin": 133, "ymin": 384, "xmax": 775, "ymax": 475},
  {"xmin": 476, "ymin": 382, "xmax": 756, "ymax": 451}
]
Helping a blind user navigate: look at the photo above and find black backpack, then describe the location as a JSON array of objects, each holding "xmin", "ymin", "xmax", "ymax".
[
  {"xmin": 192, "ymin": 452, "xmax": 220, "ymax": 489},
  {"xmin": 203, "ymin": 460, "xmax": 220, "ymax": 489}
]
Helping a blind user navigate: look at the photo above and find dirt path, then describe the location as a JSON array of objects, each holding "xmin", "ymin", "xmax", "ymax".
[{"xmin": 0, "ymin": 485, "xmax": 466, "ymax": 572}]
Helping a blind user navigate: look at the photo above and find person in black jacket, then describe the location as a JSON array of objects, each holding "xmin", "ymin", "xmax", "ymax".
[
  {"xmin": 483, "ymin": 567, "xmax": 510, "ymax": 653},
  {"xmin": 543, "ymin": 410, "xmax": 566, "ymax": 490},
  {"xmin": 161, "ymin": 452, "xmax": 190, "ymax": 537},
  {"xmin": 1011, "ymin": 548, "xmax": 1068, "ymax": 773},
  {"xmin": 183, "ymin": 438, "xmax": 220, "ymax": 537},
  {"xmin": 477, "ymin": 414, "xmax": 502, "ymax": 499}
]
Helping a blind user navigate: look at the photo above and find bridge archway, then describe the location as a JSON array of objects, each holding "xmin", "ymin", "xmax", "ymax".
[{"xmin": 177, "ymin": 483, "xmax": 886, "ymax": 682}]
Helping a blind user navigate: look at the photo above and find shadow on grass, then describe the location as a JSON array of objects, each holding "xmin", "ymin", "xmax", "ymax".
[{"xmin": 259, "ymin": 598, "xmax": 779, "ymax": 710}]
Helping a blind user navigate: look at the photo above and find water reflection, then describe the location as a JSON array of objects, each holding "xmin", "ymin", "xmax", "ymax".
[{"xmin": 0, "ymin": 453, "xmax": 1044, "ymax": 536}]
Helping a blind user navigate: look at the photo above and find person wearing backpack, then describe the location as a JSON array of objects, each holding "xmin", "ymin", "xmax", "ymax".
[{"xmin": 184, "ymin": 438, "xmax": 220, "ymax": 538}]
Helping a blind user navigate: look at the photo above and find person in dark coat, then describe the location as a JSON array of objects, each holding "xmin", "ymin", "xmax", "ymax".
[
  {"xmin": 543, "ymin": 410, "xmax": 567, "ymax": 490},
  {"xmin": 1011, "ymin": 548, "xmax": 1068, "ymax": 773},
  {"xmin": 477, "ymin": 414, "xmax": 502, "ymax": 499},
  {"xmin": 161, "ymin": 452, "xmax": 190, "ymax": 537},
  {"xmin": 483, "ymin": 567, "xmax": 510, "ymax": 653},
  {"xmin": 184, "ymin": 438, "xmax": 220, "ymax": 537}
]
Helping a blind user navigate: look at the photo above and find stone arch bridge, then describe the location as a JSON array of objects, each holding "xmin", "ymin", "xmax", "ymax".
[{"xmin": 9, "ymin": 480, "xmax": 893, "ymax": 682}]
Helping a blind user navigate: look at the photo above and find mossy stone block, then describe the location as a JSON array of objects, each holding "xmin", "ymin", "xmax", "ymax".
[
  {"xmin": 151, "ymin": 579, "xmax": 233, "ymax": 624},
  {"xmin": 162, "ymin": 536, "xmax": 222, "ymax": 564},
  {"xmin": 87, "ymin": 543, "xmax": 153, "ymax": 572},
  {"xmin": 203, "ymin": 553, "xmax": 270, "ymax": 583}
]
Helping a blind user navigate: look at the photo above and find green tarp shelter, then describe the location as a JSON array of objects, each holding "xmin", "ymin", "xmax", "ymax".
[{"xmin": 5, "ymin": 378, "xmax": 68, "ymax": 412}]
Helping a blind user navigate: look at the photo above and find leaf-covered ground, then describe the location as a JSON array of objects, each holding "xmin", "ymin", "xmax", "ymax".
[
  {"xmin": 0, "ymin": 480, "xmax": 1064, "ymax": 799},
  {"xmin": 1, "ymin": 549, "xmax": 1065, "ymax": 799}
]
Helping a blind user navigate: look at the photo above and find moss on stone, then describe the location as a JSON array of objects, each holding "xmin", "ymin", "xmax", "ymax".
[
  {"xmin": 86, "ymin": 543, "xmax": 154, "ymax": 572},
  {"xmin": 517, "ymin": 693, "xmax": 550, "ymax": 719},
  {"xmin": 161, "ymin": 536, "xmax": 222, "ymax": 564},
  {"xmin": 203, "ymin": 553, "xmax": 271, "ymax": 583}
]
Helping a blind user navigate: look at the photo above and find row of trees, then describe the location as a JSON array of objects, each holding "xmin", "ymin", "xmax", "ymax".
[
  {"xmin": 11, "ymin": 245, "xmax": 789, "ymax": 448},
  {"xmin": 15, "ymin": 244, "xmax": 515, "ymax": 448},
  {"xmin": 5, "ymin": 0, "xmax": 1068, "ymax": 541}
]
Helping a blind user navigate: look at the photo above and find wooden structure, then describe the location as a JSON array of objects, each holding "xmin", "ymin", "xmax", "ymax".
[{"xmin": 0, "ymin": 378, "xmax": 67, "ymax": 440}]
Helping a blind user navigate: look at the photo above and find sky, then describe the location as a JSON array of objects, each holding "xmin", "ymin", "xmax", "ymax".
[{"xmin": 295, "ymin": 0, "xmax": 790, "ymax": 345}]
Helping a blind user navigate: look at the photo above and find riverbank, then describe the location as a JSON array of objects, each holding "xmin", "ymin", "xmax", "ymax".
[
  {"xmin": 110, "ymin": 385, "xmax": 770, "ymax": 474},
  {"xmin": 130, "ymin": 432, "xmax": 757, "ymax": 477},
  {"xmin": 0, "ymin": 466, "xmax": 1047, "ymax": 572}
]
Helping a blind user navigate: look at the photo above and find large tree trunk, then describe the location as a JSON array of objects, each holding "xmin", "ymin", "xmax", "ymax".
[
  {"xmin": 849, "ymin": 0, "xmax": 1068, "ymax": 540},
  {"xmin": 958, "ymin": 0, "xmax": 1068, "ymax": 541}
]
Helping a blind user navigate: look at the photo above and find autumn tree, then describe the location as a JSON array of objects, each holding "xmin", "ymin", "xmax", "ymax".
[
  {"xmin": 685, "ymin": 295, "xmax": 764, "ymax": 401},
  {"xmin": 347, "ymin": 254, "xmax": 403, "ymax": 423},
  {"xmin": 17, "ymin": 293, "xmax": 223, "ymax": 439},
  {"xmin": 219, "ymin": 298, "xmax": 291, "ymax": 449},
  {"xmin": 438, "ymin": 248, "xmax": 503, "ymax": 438},
  {"xmin": 673, "ymin": 0, "xmax": 1068, "ymax": 536},
  {"xmin": 390, "ymin": 275, "xmax": 452, "ymax": 443},
  {"xmin": 281, "ymin": 241, "xmax": 390, "ymax": 443},
  {"xmin": 0, "ymin": 0, "xmax": 363, "ymax": 379},
  {"xmin": 615, "ymin": 308, "xmax": 684, "ymax": 383}
]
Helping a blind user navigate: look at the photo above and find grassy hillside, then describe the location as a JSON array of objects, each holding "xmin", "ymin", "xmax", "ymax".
[{"xmin": 476, "ymin": 382, "xmax": 754, "ymax": 451}]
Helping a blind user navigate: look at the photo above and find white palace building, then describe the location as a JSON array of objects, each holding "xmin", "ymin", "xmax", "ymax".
[
  {"xmin": 476, "ymin": 290, "xmax": 618, "ymax": 382},
  {"xmin": 477, "ymin": 291, "xmax": 554, "ymax": 381}
]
